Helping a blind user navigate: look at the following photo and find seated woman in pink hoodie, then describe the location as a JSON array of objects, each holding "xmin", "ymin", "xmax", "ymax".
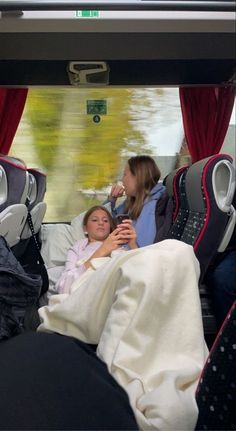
[{"xmin": 56, "ymin": 205, "xmax": 137, "ymax": 294}]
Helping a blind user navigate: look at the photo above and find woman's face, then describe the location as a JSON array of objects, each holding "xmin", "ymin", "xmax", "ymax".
[
  {"xmin": 85, "ymin": 209, "xmax": 111, "ymax": 242},
  {"xmin": 122, "ymin": 163, "xmax": 137, "ymax": 197}
]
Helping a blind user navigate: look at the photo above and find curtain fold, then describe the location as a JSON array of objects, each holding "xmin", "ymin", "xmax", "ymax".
[
  {"xmin": 0, "ymin": 88, "xmax": 28, "ymax": 154},
  {"xmin": 179, "ymin": 87, "xmax": 235, "ymax": 163}
]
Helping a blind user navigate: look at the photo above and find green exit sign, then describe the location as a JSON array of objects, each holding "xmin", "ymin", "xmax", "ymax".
[
  {"xmin": 87, "ymin": 100, "xmax": 107, "ymax": 115},
  {"xmin": 76, "ymin": 10, "xmax": 100, "ymax": 18}
]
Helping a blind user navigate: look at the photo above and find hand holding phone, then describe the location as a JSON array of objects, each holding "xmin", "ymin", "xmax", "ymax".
[
  {"xmin": 116, "ymin": 214, "xmax": 130, "ymax": 225},
  {"xmin": 115, "ymin": 215, "xmax": 137, "ymax": 249}
]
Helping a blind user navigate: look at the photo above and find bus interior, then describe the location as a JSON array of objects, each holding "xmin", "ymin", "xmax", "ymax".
[{"xmin": 0, "ymin": 1, "xmax": 235, "ymax": 430}]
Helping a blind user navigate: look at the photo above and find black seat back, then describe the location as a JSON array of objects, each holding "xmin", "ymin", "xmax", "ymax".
[
  {"xmin": 154, "ymin": 165, "xmax": 189, "ymax": 243},
  {"xmin": 0, "ymin": 156, "xmax": 28, "ymax": 247},
  {"xmin": 182, "ymin": 154, "xmax": 235, "ymax": 278},
  {"xmin": 166, "ymin": 166, "xmax": 189, "ymax": 241},
  {"xmin": 156, "ymin": 155, "xmax": 236, "ymax": 339},
  {"xmin": 195, "ymin": 300, "xmax": 236, "ymax": 431},
  {"xmin": 21, "ymin": 167, "xmax": 47, "ymax": 240}
]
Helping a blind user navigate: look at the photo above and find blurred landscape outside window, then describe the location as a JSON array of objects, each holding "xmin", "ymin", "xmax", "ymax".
[{"xmin": 10, "ymin": 88, "xmax": 235, "ymax": 222}]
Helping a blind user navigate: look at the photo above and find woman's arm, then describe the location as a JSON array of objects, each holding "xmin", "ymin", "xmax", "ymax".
[
  {"xmin": 103, "ymin": 184, "xmax": 127, "ymax": 218},
  {"xmin": 84, "ymin": 229, "xmax": 130, "ymax": 269},
  {"xmin": 134, "ymin": 200, "xmax": 157, "ymax": 247},
  {"xmin": 56, "ymin": 241, "xmax": 99, "ymax": 294},
  {"xmin": 116, "ymin": 219, "xmax": 138, "ymax": 249}
]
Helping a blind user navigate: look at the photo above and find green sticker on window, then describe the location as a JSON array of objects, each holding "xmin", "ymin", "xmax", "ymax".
[
  {"xmin": 87, "ymin": 100, "xmax": 107, "ymax": 115},
  {"xmin": 76, "ymin": 10, "xmax": 100, "ymax": 18}
]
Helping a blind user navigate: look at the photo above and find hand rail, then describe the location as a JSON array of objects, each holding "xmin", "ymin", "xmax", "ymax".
[{"xmin": 0, "ymin": 0, "xmax": 235, "ymax": 12}]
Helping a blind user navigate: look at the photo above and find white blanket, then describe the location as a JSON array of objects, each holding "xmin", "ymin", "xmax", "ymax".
[{"xmin": 38, "ymin": 239, "xmax": 208, "ymax": 430}]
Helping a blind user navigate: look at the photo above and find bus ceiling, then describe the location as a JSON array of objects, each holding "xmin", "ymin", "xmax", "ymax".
[
  {"xmin": 0, "ymin": 1, "xmax": 235, "ymax": 12},
  {"xmin": 0, "ymin": 1, "xmax": 235, "ymax": 86}
]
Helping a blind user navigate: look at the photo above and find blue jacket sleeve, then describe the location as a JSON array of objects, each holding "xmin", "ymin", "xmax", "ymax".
[
  {"xmin": 134, "ymin": 199, "xmax": 157, "ymax": 247},
  {"xmin": 104, "ymin": 197, "xmax": 157, "ymax": 247}
]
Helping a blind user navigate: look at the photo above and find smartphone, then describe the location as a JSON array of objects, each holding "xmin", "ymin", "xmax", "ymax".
[{"xmin": 116, "ymin": 214, "xmax": 130, "ymax": 224}]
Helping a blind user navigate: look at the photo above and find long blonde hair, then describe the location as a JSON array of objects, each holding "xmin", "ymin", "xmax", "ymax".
[{"xmin": 124, "ymin": 155, "xmax": 161, "ymax": 220}]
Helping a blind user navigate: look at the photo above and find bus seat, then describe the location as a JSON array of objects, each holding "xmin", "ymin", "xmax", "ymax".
[
  {"xmin": 154, "ymin": 166, "xmax": 189, "ymax": 243},
  {"xmin": 12, "ymin": 167, "xmax": 48, "ymax": 298},
  {"xmin": 215, "ymin": 161, "xmax": 236, "ymax": 252},
  {"xmin": 0, "ymin": 155, "xmax": 28, "ymax": 247},
  {"xmin": 158, "ymin": 155, "xmax": 235, "ymax": 341},
  {"xmin": 195, "ymin": 300, "xmax": 236, "ymax": 431},
  {"xmin": 203, "ymin": 187, "xmax": 236, "ymax": 332},
  {"xmin": 181, "ymin": 154, "xmax": 235, "ymax": 279},
  {"xmin": 161, "ymin": 155, "xmax": 235, "ymax": 274},
  {"xmin": 20, "ymin": 168, "xmax": 47, "ymax": 240},
  {"xmin": 222, "ymin": 188, "xmax": 236, "ymax": 250},
  {"xmin": 181, "ymin": 154, "xmax": 235, "ymax": 341},
  {"xmin": 165, "ymin": 166, "xmax": 189, "ymax": 241}
]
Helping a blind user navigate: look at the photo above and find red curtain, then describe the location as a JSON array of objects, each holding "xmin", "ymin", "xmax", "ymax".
[
  {"xmin": 179, "ymin": 87, "xmax": 236, "ymax": 163},
  {"xmin": 0, "ymin": 88, "xmax": 28, "ymax": 155}
]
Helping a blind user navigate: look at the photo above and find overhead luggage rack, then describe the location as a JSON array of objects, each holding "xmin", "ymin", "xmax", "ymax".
[
  {"xmin": 0, "ymin": 0, "xmax": 235, "ymax": 12},
  {"xmin": 0, "ymin": 0, "xmax": 235, "ymax": 85}
]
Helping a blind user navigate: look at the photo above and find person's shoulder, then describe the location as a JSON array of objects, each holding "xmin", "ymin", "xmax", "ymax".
[
  {"xmin": 145, "ymin": 183, "xmax": 166, "ymax": 205},
  {"xmin": 71, "ymin": 238, "xmax": 88, "ymax": 251},
  {"xmin": 151, "ymin": 182, "xmax": 166, "ymax": 196},
  {"xmin": 86, "ymin": 240, "xmax": 104, "ymax": 251},
  {"xmin": 139, "ymin": 198, "xmax": 157, "ymax": 218}
]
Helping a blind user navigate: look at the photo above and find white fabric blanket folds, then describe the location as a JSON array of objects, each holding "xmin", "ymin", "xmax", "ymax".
[{"xmin": 38, "ymin": 239, "xmax": 208, "ymax": 430}]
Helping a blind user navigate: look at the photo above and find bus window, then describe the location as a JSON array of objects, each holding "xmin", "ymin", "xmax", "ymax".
[
  {"xmin": 10, "ymin": 87, "xmax": 235, "ymax": 222},
  {"xmin": 10, "ymin": 87, "xmax": 189, "ymax": 222}
]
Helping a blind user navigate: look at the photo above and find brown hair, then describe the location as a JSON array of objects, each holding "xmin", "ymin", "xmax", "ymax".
[
  {"xmin": 83, "ymin": 205, "xmax": 115, "ymax": 232},
  {"xmin": 125, "ymin": 155, "xmax": 161, "ymax": 220}
]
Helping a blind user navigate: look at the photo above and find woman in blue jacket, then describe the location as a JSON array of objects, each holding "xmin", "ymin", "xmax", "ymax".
[{"xmin": 107, "ymin": 155, "xmax": 165, "ymax": 247}]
